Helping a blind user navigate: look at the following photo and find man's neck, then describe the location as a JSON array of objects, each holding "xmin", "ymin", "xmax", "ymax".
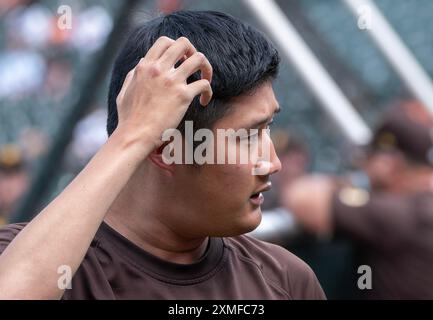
[
  {"xmin": 104, "ymin": 209, "xmax": 209, "ymax": 265},
  {"xmin": 103, "ymin": 162, "xmax": 210, "ymax": 265}
]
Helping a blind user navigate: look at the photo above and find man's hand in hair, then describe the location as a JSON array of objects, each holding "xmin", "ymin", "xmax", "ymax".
[{"xmin": 115, "ymin": 36, "xmax": 213, "ymax": 149}]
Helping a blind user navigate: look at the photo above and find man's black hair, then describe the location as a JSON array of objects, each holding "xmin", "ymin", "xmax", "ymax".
[{"xmin": 107, "ymin": 10, "xmax": 280, "ymax": 137}]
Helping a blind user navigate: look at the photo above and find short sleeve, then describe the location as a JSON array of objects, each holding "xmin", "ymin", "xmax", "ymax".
[
  {"xmin": 285, "ymin": 253, "xmax": 327, "ymax": 300},
  {"xmin": 0, "ymin": 223, "xmax": 27, "ymax": 254}
]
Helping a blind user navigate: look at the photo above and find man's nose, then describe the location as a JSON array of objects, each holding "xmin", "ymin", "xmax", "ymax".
[
  {"xmin": 268, "ymin": 141, "xmax": 282, "ymax": 175},
  {"xmin": 252, "ymin": 138, "xmax": 282, "ymax": 176}
]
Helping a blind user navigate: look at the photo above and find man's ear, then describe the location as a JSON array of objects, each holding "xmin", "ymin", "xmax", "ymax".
[{"xmin": 148, "ymin": 141, "xmax": 175, "ymax": 174}]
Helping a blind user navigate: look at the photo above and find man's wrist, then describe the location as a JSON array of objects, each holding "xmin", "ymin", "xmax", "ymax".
[{"xmin": 109, "ymin": 126, "xmax": 159, "ymax": 162}]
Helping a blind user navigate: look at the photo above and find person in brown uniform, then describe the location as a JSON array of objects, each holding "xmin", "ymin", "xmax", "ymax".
[
  {"xmin": 0, "ymin": 11, "xmax": 325, "ymax": 299},
  {"xmin": 284, "ymin": 100, "xmax": 433, "ymax": 299}
]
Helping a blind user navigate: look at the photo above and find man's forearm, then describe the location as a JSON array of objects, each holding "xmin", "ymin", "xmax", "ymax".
[{"xmin": 0, "ymin": 128, "xmax": 154, "ymax": 299}]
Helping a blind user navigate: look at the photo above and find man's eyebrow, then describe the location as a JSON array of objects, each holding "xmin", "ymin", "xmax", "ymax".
[{"xmin": 246, "ymin": 105, "xmax": 281, "ymax": 129}]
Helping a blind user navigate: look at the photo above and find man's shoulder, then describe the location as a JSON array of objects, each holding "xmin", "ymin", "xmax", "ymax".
[
  {"xmin": 223, "ymin": 234, "xmax": 326, "ymax": 299},
  {"xmin": 0, "ymin": 222, "xmax": 28, "ymax": 240},
  {"xmin": 224, "ymin": 234, "xmax": 305, "ymax": 270},
  {"xmin": 0, "ymin": 222, "xmax": 28, "ymax": 253},
  {"xmin": 224, "ymin": 234, "xmax": 315, "ymax": 278}
]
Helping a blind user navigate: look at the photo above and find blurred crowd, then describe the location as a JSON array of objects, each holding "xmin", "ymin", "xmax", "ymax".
[
  {"xmin": 0, "ymin": 0, "xmax": 113, "ymax": 100},
  {"xmin": 0, "ymin": 0, "xmax": 116, "ymax": 220}
]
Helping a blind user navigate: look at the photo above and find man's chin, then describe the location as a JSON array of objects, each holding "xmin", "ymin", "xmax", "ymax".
[{"xmin": 213, "ymin": 209, "xmax": 263, "ymax": 237}]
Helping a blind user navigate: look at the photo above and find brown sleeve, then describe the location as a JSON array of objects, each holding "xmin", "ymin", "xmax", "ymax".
[
  {"xmin": 283, "ymin": 249, "xmax": 327, "ymax": 300},
  {"xmin": 0, "ymin": 223, "xmax": 27, "ymax": 254},
  {"xmin": 332, "ymin": 192, "xmax": 415, "ymax": 250},
  {"xmin": 290, "ymin": 264, "xmax": 327, "ymax": 300}
]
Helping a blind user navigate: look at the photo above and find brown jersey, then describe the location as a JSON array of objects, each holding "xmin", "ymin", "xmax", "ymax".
[{"xmin": 0, "ymin": 222, "xmax": 325, "ymax": 300}]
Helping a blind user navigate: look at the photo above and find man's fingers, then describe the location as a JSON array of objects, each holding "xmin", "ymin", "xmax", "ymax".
[
  {"xmin": 159, "ymin": 37, "xmax": 197, "ymax": 68},
  {"xmin": 188, "ymin": 79, "xmax": 213, "ymax": 106},
  {"xmin": 175, "ymin": 52, "xmax": 213, "ymax": 83},
  {"xmin": 144, "ymin": 36, "xmax": 176, "ymax": 61}
]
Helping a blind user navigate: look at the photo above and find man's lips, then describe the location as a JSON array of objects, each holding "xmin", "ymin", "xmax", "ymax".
[
  {"xmin": 249, "ymin": 193, "xmax": 264, "ymax": 206},
  {"xmin": 249, "ymin": 182, "xmax": 272, "ymax": 206},
  {"xmin": 250, "ymin": 181, "xmax": 272, "ymax": 198}
]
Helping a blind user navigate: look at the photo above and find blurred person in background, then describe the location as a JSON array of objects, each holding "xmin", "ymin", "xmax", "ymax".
[{"xmin": 284, "ymin": 100, "xmax": 433, "ymax": 299}]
